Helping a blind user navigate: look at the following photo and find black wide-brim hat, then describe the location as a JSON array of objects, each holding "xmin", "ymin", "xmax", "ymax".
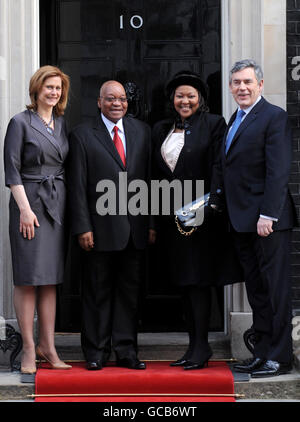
[{"xmin": 165, "ymin": 70, "xmax": 208, "ymax": 101}]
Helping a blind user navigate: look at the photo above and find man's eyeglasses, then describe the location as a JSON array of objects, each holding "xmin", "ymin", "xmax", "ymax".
[{"xmin": 100, "ymin": 97, "xmax": 128, "ymax": 103}]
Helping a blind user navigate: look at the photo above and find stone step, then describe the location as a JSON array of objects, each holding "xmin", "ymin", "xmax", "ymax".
[
  {"xmin": 0, "ymin": 368, "xmax": 300, "ymax": 401},
  {"xmin": 234, "ymin": 369, "xmax": 300, "ymax": 400},
  {"xmin": 0, "ymin": 371, "xmax": 34, "ymax": 401},
  {"xmin": 0, "ymin": 332, "xmax": 300, "ymax": 401},
  {"xmin": 53, "ymin": 332, "xmax": 232, "ymax": 361}
]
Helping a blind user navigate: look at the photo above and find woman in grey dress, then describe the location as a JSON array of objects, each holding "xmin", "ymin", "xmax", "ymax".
[{"xmin": 4, "ymin": 66, "xmax": 71, "ymax": 373}]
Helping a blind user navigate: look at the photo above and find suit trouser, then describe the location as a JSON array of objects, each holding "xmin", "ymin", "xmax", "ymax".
[
  {"xmin": 81, "ymin": 239, "xmax": 143, "ymax": 363},
  {"xmin": 232, "ymin": 229, "xmax": 293, "ymax": 363}
]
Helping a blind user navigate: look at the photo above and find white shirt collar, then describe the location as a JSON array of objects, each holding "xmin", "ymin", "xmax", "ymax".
[
  {"xmin": 101, "ymin": 113, "xmax": 124, "ymax": 135},
  {"xmin": 239, "ymin": 96, "xmax": 262, "ymax": 116}
]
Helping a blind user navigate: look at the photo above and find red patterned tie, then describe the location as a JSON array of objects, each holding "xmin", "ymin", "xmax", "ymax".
[{"xmin": 113, "ymin": 126, "xmax": 126, "ymax": 166}]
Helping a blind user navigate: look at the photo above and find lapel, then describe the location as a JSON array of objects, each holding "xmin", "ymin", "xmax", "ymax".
[
  {"xmin": 173, "ymin": 111, "xmax": 206, "ymax": 178},
  {"xmin": 93, "ymin": 115, "xmax": 126, "ymax": 170},
  {"xmin": 29, "ymin": 110, "xmax": 63, "ymax": 158},
  {"xmin": 224, "ymin": 97, "xmax": 266, "ymax": 157},
  {"xmin": 123, "ymin": 116, "xmax": 136, "ymax": 173},
  {"xmin": 156, "ymin": 112, "xmax": 205, "ymax": 179}
]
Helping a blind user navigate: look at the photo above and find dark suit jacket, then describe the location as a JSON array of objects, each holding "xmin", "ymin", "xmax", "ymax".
[
  {"xmin": 211, "ymin": 97, "xmax": 298, "ymax": 232},
  {"xmin": 68, "ymin": 114, "xmax": 151, "ymax": 251}
]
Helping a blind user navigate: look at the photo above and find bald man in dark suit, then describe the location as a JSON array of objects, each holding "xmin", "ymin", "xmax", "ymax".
[{"xmin": 68, "ymin": 81, "xmax": 152, "ymax": 370}]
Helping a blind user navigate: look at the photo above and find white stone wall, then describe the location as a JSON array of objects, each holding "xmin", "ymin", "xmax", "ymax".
[
  {"xmin": 0, "ymin": 0, "xmax": 39, "ymax": 319},
  {"xmin": 222, "ymin": 0, "xmax": 286, "ymax": 121},
  {"xmin": 263, "ymin": 0, "xmax": 287, "ymax": 109},
  {"xmin": 222, "ymin": 0, "xmax": 264, "ymax": 122}
]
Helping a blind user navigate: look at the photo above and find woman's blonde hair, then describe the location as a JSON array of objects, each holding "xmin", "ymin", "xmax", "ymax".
[{"xmin": 27, "ymin": 65, "xmax": 70, "ymax": 116}]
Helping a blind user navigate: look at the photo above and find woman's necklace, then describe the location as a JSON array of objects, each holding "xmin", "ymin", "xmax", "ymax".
[{"xmin": 35, "ymin": 111, "xmax": 54, "ymax": 135}]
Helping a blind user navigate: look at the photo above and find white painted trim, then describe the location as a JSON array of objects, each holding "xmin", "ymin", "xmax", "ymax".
[
  {"xmin": 0, "ymin": 0, "xmax": 40, "ymax": 320},
  {"xmin": 221, "ymin": 0, "xmax": 231, "ymax": 123},
  {"xmin": 32, "ymin": 0, "xmax": 40, "ymax": 72}
]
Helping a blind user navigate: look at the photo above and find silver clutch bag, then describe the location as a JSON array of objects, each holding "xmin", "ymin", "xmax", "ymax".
[{"xmin": 175, "ymin": 193, "xmax": 210, "ymax": 236}]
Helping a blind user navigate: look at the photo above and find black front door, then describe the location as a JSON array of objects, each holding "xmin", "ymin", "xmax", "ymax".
[{"xmin": 40, "ymin": 0, "xmax": 224, "ymax": 332}]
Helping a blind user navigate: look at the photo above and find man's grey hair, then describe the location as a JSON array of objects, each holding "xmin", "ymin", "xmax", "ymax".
[{"xmin": 229, "ymin": 59, "xmax": 263, "ymax": 83}]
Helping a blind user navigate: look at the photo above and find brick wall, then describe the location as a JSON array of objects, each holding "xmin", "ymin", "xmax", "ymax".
[{"xmin": 287, "ymin": 0, "xmax": 300, "ymax": 315}]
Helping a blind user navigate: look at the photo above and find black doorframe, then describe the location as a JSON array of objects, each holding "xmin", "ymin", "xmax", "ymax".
[{"xmin": 39, "ymin": 0, "xmax": 225, "ymax": 333}]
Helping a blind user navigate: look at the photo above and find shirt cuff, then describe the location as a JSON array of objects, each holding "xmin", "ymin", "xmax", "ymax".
[{"xmin": 260, "ymin": 214, "xmax": 278, "ymax": 222}]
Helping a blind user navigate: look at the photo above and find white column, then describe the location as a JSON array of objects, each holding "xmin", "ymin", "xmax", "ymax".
[
  {"xmin": 0, "ymin": 0, "xmax": 39, "ymax": 323},
  {"xmin": 263, "ymin": 0, "xmax": 287, "ymax": 109},
  {"xmin": 222, "ymin": 0, "xmax": 264, "ymax": 122},
  {"xmin": 222, "ymin": 0, "xmax": 287, "ymax": 359}
]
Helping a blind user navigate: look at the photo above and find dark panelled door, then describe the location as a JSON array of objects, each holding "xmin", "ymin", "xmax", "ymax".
[{"xmin": 40, "ymin": 0, "xmax": 224, "ymax": 332}]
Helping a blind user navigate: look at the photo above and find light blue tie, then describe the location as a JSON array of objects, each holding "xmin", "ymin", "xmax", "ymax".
[{"xmin": 225, "ymin": 109, "xmax": 246, "ymax": 154}]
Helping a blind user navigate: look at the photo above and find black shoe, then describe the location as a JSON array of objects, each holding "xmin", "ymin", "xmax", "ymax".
[
  {"xmin": 251, "ymin": 360, "xmax": 292, "ymax": 378},
  {"xmin": 86, "ymin": 360, "xmax": 102, "ymax": 370},
  {"xmin": 233, "ymin": 357, "xmax": 265, "ymax": 373},
  {"xmin": 183, "ymin": 360, "xmax": 209, "ymax": 370},
  {"xmin": 117, "ymin": 358, "xmax": 146, "ymax": 370},
  {"xmin": 170, "ymin": 358, "xmax": 188, "ymax": 367}
]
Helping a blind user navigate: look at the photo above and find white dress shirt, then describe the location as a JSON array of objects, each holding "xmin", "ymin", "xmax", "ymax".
[
  {"xmin": 228, "ymin": 96, "xmax": 262, "ymax": 133},
  {"xmin": 101, "ymin": 113, "xmax": 127, "ymax": 156}
]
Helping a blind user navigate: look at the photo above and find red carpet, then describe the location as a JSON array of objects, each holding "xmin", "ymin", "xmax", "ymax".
[{"xmin": 34, "ymin": 361, "xmax": 236, "ymax": 402}]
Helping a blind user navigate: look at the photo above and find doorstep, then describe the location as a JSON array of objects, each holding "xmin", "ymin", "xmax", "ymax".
[
  {"xmin": 0, "ymin": 332, "xmax": 299, "ymax": 401},
  {"xmin": 53, "ymin": 331, "xmax": 232, "ymax": 361},
  {"xmin": 1, "ymin": 368, "xmax": 300, "ymax": 402}
]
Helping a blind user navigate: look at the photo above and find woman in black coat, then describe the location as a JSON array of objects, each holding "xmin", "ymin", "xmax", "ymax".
[{"xmin": 152, "ymin": 71, "xmax": 242, "ymax": 369}]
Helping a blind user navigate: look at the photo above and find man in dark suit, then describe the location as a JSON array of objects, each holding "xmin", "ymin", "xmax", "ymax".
[
  {"xmin": 210, "ymin": 59, "xmax": 297, "ymax": 377},
  {"xmin": 68, "ymin": 80, "xmax": 152, "ymax": 370}
]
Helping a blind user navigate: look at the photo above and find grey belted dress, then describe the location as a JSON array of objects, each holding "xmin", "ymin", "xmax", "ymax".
[{"xmin": 4, "ymin": 110, "xmax": 69, "ymax": 286}]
